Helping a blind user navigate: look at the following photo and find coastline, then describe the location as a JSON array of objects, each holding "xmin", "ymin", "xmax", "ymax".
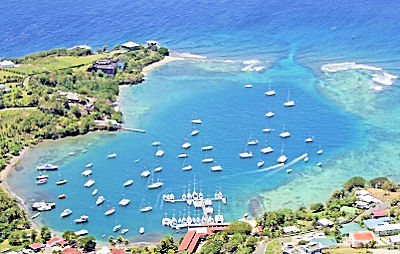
[{"xmin": 141, "ymin": 56, "xmax": 183, "ymax": 76}]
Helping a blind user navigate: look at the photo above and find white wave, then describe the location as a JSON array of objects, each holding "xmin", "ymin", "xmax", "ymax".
[
  {"xmin": 176, "ymin": 52, "xmax": 207, "ymax": 59},
  {"xmin": 374, "ymin": 85, "xmax": 383, "ymax": 91},
  {"xmin": 371, "ymin": 73, "xmax": 397, "ymax": 86},
  {"xmin": 253, "ymin": 66, "xmax": 266, "ymax": 72},
  {"xmin": 223, "ymin": 60, "xmax": 236, "ymax": 63},
  {"xmin": 384, "ymin": 72, "xmax": 398, "ymax": 79},
  {"xmin": 241, "ymin": 59, "xmax": 267, "ymax": 72},
  {"xmin": 321, "ymin": 62, "xmax": 382, "ymax": 72},
  {"xmin": 242, "ymin": 59, "xmax": 261, "ymax": 65}
]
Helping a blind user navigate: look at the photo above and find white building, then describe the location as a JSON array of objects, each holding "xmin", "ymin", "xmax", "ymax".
[
  {"xmin": 389, "ymin": 234, "xmax": 400, "ymax": 245},
  {"xmin": 283, "ymin": 225, "xmax": 300, "ymax": 234},
  {"xmin": 356, "ymin": 189, "xmax": 369, "ymax": 196},
  {"xmin": 121, "ymin": 41, "xmax": 141, "ymax": 50},
  {"xmin": 317, "ymin": 218, "xmax": 334, "ymax": 228},
  {"xmin": 0, "ymin": 60, "xmax": 14, "ymax": 68},
  {"xmin": 375, "ymin": 223, "xmax": 400, "ymax": 235}
]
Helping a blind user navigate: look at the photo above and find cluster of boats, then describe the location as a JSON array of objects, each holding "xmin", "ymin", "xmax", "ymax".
[{"xmin": 161, "ymin": 210, "xmax": 224, "ymax": 229}]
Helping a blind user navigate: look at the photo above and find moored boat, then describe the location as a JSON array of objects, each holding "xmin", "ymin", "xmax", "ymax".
[
  {"xmin": 123, "ymin": 179, "xmax": 133, "ymax": 187},
  {"xmin": 191, "ymin": 119, "xmax": 202, "ymax": 124},
  {"xmin": 239, "ymin": 151, "xmax": 252, "ymax": 158},
  {"xmin": 36, "ymin": 175, "xmax": 48, "ymax": 180},
  {"xmin": 260, "ymin": 146, "xmax": 274, "ymax": 154},
  {"xmin": 84, "ymin": 179, "xmax": 95, "ymax": 187},
  {"xmin": 36, "ymin": 163, "xmax": 58, "ymax": 171},
  {"xmin": 257, "ymin": 161, "xmax": 265, "ymax": 168},
  {"xmin": 31, "ymin": 212, "xmax": 41, "ymax": 219},
  {"xmin": 244, "ymin": 84, "xmax": 253, "ymax": 88},
  {"xmin": 277, "ymin": 154, "xmax": 288, "ymax": 163},
  {"xmin": 107, "ymin": 153, "xmax": 117, "ymax": 159},
  {"xmin": 92, "ymin": 189, "xmax": 98, "ymax": 196},
  {"xmin": 202, "ymin": 158, "xmax": 214, "ymax": 163},
  {"xmin": 286, "ymin": 169, "xmax": 292, "ymax": 173},
  {"xmin": 113, "ymin": 224, "xmax": 121, "ymax": 232},
  {"xmin": 60, "ymin": 208, "xmax": 72, "ymax": 218},
  {"xmin": 265, "ymin": 111, "xmax": 274, "ymax": 118},
  {"xmin": 139, "ymin": 227, "xmax": 145, "ymax": 234},
  {"xmin": 156, "ymin": 148, "xmax": 165, "ymax": 157},
  {"xmin": 178, "ymin": 153, "xmax": 188, "ymax": 158},
  {"xmin": 201, "ymin": 145, "xmax": 213, "ymax": 151},
  {"xmin": 182, "ymin": 142, "xmax": 191, "ymax": 149},
  {"xmin": 247, "ymin": 139, "xmax": 259, "ymax": 145},
  {"xmin": 81, "ymin": 170, "xmax": 92, "ymax": 177},
  {"xmin": 105, "ymin": 208, "xmax": 116, "ymax": 216},
  {"xmin": 191, "ymin": 129, "xmax": 199, "ymax": 136},
  {"xmin": 74, "ymin": 215, "xmax": 89, "ymax": 223},
  {"xmin": 140, "ymin": 206, "xmax": 153, "ymax": 212},
  {"xmin": 182, "ymin": 165, "xmax": 192, "ymax": 171},
  {"xmin": 141, "ymin": 170, "xmax": 151, "ymax": 177},
  {"xmin": 121, "ymin": 229, "xmax": 129, "ymax": 235},
  {"xmin": 58, "ymin": 194, "xmax": 67, "ymax": 199},
  {"xmin": 36, "ymin": 178, "xmax": 48, "ymax": 185},
  {"xmin": 152, "ymin": 141, "xmax": 161, "ymax": 146},
  {"xmin": 96, "ymin": 196, "xmax": 105, "ymax": 205},
  {"xmin": 85, "ymin": 163, "xmax": 93, "ymax": 168},
  {"xmin": 154, "ymin": 166, "xmax": 162, "ymax": 172},
  {"xmin": 74, "ymin": 229, "xmax": 88, "ymax": 236},
  {"xmin": 211, "ymin": 165, "xmax": 222, "ymax": 171},
  {"xmin": 119, "ymin": 198, "xmax": 131, "ymax": 206},
  {"xmin": 56, "ymin": 179, "xmax": 68, "ymax": 185},
  {"xmin": 283, "ymin": 89, "xmax": 295, "ymax": 107}
]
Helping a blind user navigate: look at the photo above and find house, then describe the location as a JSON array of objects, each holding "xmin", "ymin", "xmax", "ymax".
[
  {"xmin": 340, "ymin": 206, "xmax": 358, "ymax": 215},
  {"xmin": 298, "ymin": 242, "xmax": 323, "ymax": 254},
  {"xmin": 356, "ymin": 190, "xmax": 370, "ymax": 196},
  {"xmin": 349, "ymin": 231, "xmax": 375, "ymax": 247},
  {"xmin": 317, "ymin": 218, "xmax": 334, "ymax": 228},
  {"xmin": 121, "ymin": 41, "xmax": 141, "ymax": 50},
  {"xmin": 371, "ymin": 209, "xmax": 387, "ymax": 218},
  {"xmin": 46, "ymin": 237, "xmax": 67, "ymax": 246},
  {"xmin": 282, "ymin": 226, "xmax": 300, "ymax": 234},
  {"xmin": 282, "ymin": 243, "xmax": 305, "ymax": 254},
  {"xmin": 28, "ymin": 242, "xmax": 45, "ymax": 252},
  {"xmin": 111, "ymin": 249, "xmax": 125, "ymax": 254},
  {"xmin": 388, "ymin": 234, "xmax": 400, "ymax": 245},
  {"xmin": 358, "ymin": 195, "xmax": 380, "ymax": 204},
  {"xmin": 63, "ymin": 248, "xmax": 82, "ymax": 254},
  {"xmin": 89, "ymin": 59, "xmax": 124, "ymax": 76},
  {"xmin": 339, "ymin": 223, "xmax": 368, "ymax": 236},
  {"xmin": 0, "ymin": 60, "xmax": 15, "ymax": 68},
  {"xmin": 312, "ymin": 238, "xmax": 338, "ymax": 249},
  {"xmin": 363, "ymin": 217, "xmax": 391, "ymax": 229},
  {"xmin": 356, "ymin": 200, "xmax": 370, "ymax": 209},
  {"xmin": 374, "ymin": 223, "xmax": 400, "ymax": 235},
  {"xmin": 0, "ymin": 84, "xmax": 11, "ymax": 94}
]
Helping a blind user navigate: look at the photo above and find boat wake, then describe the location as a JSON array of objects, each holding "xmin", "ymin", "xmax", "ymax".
[{"xmin": 241, "ymin": 59, "xmax": 268, "ymax": 72}]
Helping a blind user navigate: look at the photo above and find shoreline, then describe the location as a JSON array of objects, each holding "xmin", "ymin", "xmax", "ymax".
[{"xmin": 141, "ymin": 56, "xmax": 183, "ymax": 76}]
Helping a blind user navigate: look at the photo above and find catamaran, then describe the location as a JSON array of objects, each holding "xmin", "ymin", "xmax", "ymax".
[
  {"xmin": 36, "ymin": 163, "xmax": 58, "ymax": 171},
  {"xmin": 105, "ymin": 208, "xmax": 116, "ymax": 216},
  {"xmin": 60, "ymin": 208, "xmax": 72, "ymax": 218},
  {"xmin": 96, "ymin": 196, "xmax": 105, "ymax": 205},
  {"xmin": 107, "ymin": 153, "xmax": 117, "ymax": 159},
  {"xmin": 84, "ymin": 179, "xmax": 95, "ymax": 187},
  {"xmin": 81, "ymin": 169, "xmax": 92, "ymax": 177},
  {"xmin": 283, "ymin": 89, "xmax": 295, "ymax": 107}
]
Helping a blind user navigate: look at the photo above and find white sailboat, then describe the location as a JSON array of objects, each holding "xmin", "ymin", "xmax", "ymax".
[
  {"xmin": 283, "ymin": 89, "xmax": 295, "ymax": 107},
  {"xmin": 141, "ymin": 170, "xmax": 151, "ymax": 177},
  {"xmin": 86, "ymin": 163, "xmax": 93, "ymax": 168},
  {"xmin": 265, "ymin": 111, "xmax": 275, "ymax": 118},
  {"xmin": 84, "ymin": 179, "xmax": 95, "ymax": 187},
  {"xmin": 119, "ymin": 198, "xmax": 131, "ymax": 206},
  {"xmin": 240, "ymin": 137, "xmax": 253, "ymax": 158},
  {"xmin": 191, "ymin": 129, "xmax": 199, "ymax": 136},
  {"xmin": 202, "ymin": 150, "xmax": 214, "ymax": 163},
  {"xmin": 247, "ymin": 139, "xmax": 259, "ymax": 145},
  {"xmin": 317, "ymin": 147, "xmax": 324, "ymax": 155},
  {"xmin": 182, "ymin": 158, "xmax": 192, "ymax": 171},
  {"xmin": 262, "ymin": 128, "xmax": 272, "ymax": 133},
  {"xmin": 279, "ymin": 126, "xmax": 291, "ymax": 138},
  {"xmin": 155, "ymin": 146, "xmax": 165, "ymax": 157},
  {"xmin": 178, "ymin": 152, "xmax": 188, "ymax": 158},
  {"xmin": 211, "ymin": 165, "xmax": 223, "ymax": 171},
  {"xmin": 201, "ymin": 145, "xmax": 213, "ymax": 151},
  {"xmin": 105, "ymin": 207, "xmax": 116, "ymax": 216},
  {"xmin": 91, "ymin": 189, "xmax": 98, "ymax": 196},
  {"xmin": 152, "ymin": 141, "xmax": 161, "ymax": 146},
  {"xmin": 265, "ymin": 82, "xmax": 276, "ymax": 96},
  {"xmin": 147, "ymin": 173, "xmax": 163, "ymax": 189},
  {"xmin": 286, "ymin": 169, "xmax": 292, "ymax": 173},
  {"xmin": 257, "ymin": 161, "xmax": 265, "ymax": 167},
  {"xmin": 96, "ymin": 196, "xmax": 105, "ymax": 205},
  {"xmin": 244, "ymin": 84, "xmax": 253, "ymax": 88},
  {"xmin": 60, "ymin": 208, "xmax": 72, "ymax": 218},
  {"xmin": 191, "ymin": 114, "xmax": 202, "ymax": 124},
  {"xmin": 154, "ymin": 166, "xmax": 163, "ymax": 172},
  {"xmin": 305, "ymin": 137, "xmax": 314, "ymax": 143},
  {"xmin": 277, "ymin": 142, "xmax": 288, "ymax": 163},
  {"xmin": 182, "ymin": 141, "xmax": 191, "ymax": 149},
  {"xmin": 139, "ymin": 198, "xmax": 153, "ymax": 212},
  {"xmin": 107, "ymin": 153, "xmax": 117, "ymax": 159}
]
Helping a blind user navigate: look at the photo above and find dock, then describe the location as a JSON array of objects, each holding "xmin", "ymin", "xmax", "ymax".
[
  {"xmin": 164, "ymin": 197, "xmax": 227, "ymax": 203},
  {"xmin": 120, "ymin": 127, "xmax": 146, "ymax": 133}
]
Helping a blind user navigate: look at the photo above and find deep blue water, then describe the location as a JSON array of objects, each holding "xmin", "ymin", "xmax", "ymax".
[{"xmin": 4, "ymin": 0, "xmax": 400, "ymax": 243}]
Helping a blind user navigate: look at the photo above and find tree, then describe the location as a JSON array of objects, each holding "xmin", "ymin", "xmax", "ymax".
[
  {"xmin": 116, "ymin": 236, "xmax": 123, "ymax": 246},
  {"xmin": 79, "ymin": 235, "xmax": 96, "ymax": 252},
  {"xmin": 343, "ymin": 176, "xmax": 366, "ymax": 191},
  {"xmin": 40, "ymin": 226, "xmax": 51, "ymax": 242},
  {"xmin": 157, "ymin": 47, "xmax": 169, "ymax": 56},
  {"xmin": 310, "ymin": 202, "xmax": 324, "ymax": 213},
  {"xmin": 382, "ymin": 180, "xmax": 398, "ymax": 194},
  {"xmin": 124, "ymin": 238, "xmax": 129, "ymax": 247},
  {"xmin": 103, "ymin": 45, "xmax": 108, "ymax": 52},
  {"xmin": 96, "ymin": 48, "xmax": 102, "ymax": 54},
  {"xmin": 370, "ymin": 177, "xmax": 389, "ymax": 188},
  {"xmin": 225, "ymin": 221, "xmax": 252, "ymax": 235},
  {"xmin": 108, "ymin": 236, "xmax": 115, "ymax": 246}
]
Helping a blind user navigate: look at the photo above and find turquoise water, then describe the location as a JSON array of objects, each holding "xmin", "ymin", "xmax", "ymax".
[{"xmin": 3, "ymin": 0, "xmax": 400, "ymax": 243}]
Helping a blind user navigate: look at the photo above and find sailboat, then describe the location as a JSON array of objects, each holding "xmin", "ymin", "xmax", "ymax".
[
  {"xmin": 202, "ymin": 150, "xmax": 214, "ymax": 163},
  {"xmin": 279, "ymin": 125, "xmax": 291, "ymax": 138},
  {"xmin": 211, "ymin": 164, "xmax": 223, "ymax": 171},
  {"xmin": 191, "ymin": 113, "xmax": 202, "ymax": 124},
  {"xmin": 260, "ymin": 138, "xmax": 274, "ymax": 154},
  {"xmin": 182, "ymin": 158, "xmax": 192, "ymax": 171},
  {"xmin": 155, "ymin": 146, "xmax": 165, "ymax": 157},
  {"xmin": 257, "ymin": 161, "xmax": 265, "ymax": 167},
  {"xmin": 265, "ymin": 110, "xmax": 275, "ymax": 118},
  {"xmin": 147, "ymin": 172, "xmax": 163, "ymax": 189},
  {"xmin": 277, "ymin": 142, "xmax": 288, "ymax": 164},
  {"xmin": 317, "ymin": 145, "xmax": 324, "ymax": 155},
  {"xmin": 152, "ymin": 140, "xmax": 161, "ymax": 146},
  {"xmin": 191, "ymin": 127, "xmax": 199, "ymax": 136},
  {"xmin": 107, "ymin": 153, "xmax": 117, "ymax": 159},
  {"xmin": 283, "ymin": 89, "xmax": 295, "ymax": 107},
  {"xmin": 239, "ymin": 136, "xmax": 253, "ymax": 158},
  {"xmin": 265, "ymin": 82, "xmax": 276, "ymax": 96},
  {"xmin": 139, "ymin": 198, "xmax": 153, "ymax": 212},
  {"xmin": 182, "ymin": 141, "xmax": 191, "ymax": 149}
]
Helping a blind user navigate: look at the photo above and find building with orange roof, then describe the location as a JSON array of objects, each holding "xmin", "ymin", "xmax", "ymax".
[{"xmin": 349, "ymin": 231, "xmax": 375, "ymax": 247}]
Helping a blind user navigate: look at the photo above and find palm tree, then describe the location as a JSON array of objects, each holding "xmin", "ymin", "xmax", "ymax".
[
  {"xmin": 123, "ymin": 238, "xmax": 129, "ymax": 247},
  {"xmin": 116, "ymin": 236, "xmax": 123, "ymax": 247},
  {"xmin": 108, "ymin": 236, "xmax": 115, "ymax": 246}
]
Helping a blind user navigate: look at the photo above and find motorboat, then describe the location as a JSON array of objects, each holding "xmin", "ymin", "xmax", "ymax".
[
  {"xmin": 286, "ymin": 169, "xmax": 292, "ymax": 173},
  {"xmin": 85, "ymin": 163, "xmax": 93, "ymax": 168},
  {"xmin": 152, "ymin": 141, "xmax": 161, "ymax": 146},
  {"xmin": 191, "ymin": 130, "xmax": 199, "ymax": 136},
  {"xmin": 247, "ymin": 139, "xmax": 259, "ymax": 145},
  {"xmin": 113, "ymin": 224, "xmax": 121, "ymax": 232},
  {"xmin": 156, "ymin": 149, "xmax": 165, "ymax": 157},
  {"xmin": 178, "ymin": 153, "xmax": 188, "ymax": 158},
  {"xmin": 317, "ymin": 149, "xmax": 324, "ymax": 155},
  {"xmin": 140, "ymin": 206, "xmax": 153, "ymax": 212},
  {"xmin": 265, "ymin": 111, "xmax": 275, "ymax": 118},
  {"xmin": 305, "ymin": 137, "xmax": 314, "ymax": 143},
  {"xmin": 148, "ymin": 181, "xmax": 163, "ymax": 189},
  {"xmin": 260, "ymin": 146, "xmax": 274, "ymax": 154},
  {"xmin": 74, "ymin": 215, "xmax": 89, "ymax": 223},
  {"xmin": 56, "ymin": 179, "xmax": 68, "ymax": 185},
  {"xmin": 265, "ymin": 90, "xmax": 276, "ymax": 96},
  {"xmin": 191, "ymin": 119, "xmax": 202, "ymax": 124},
  {"xmin": 279, "ymin": 131, "xmax": 291, "ymax": 138},
  {"xmin": 202, "ymin": 158, "xmax": 214, "ymax": 163},
  {"xmin": 36, "ymin": 163, "xmax": 58, "ymax": 171},
  {"xmin": 36, "ymin": 175, "xmax": 48, "ymax": 180},
  {"xmin": 182, "ymin": 165, "xmax": 192, "ymax": 171},
  {"xmin": 139, "ymin": 227, "xmax": 145, "ymax": 234},
  {"xmin": 244, "ymin": 84, "xmax": 253, "ymax": 88},
  {"xmin": 123, "ymin": 179, "xmax": 134, "ymax": 187},
  {"xmin": 211, "ymin": 165, "xmax": 222, "ymax": 171},
  {"xmin": 317, "ymin": 162, "xmax": 322, "ymax": 167},
  {"xmin": 58, "ymin": 194, "xmax": 66, "ymax": 199},
  {"xmin": 277, "ymin": 154, "xmax": 288, "ymax": 163},
  {"xmin": 31, "ymin": 212, "xmax": 41, "ymax": 219},
  {"xmin": 36, "ymin": 179, "xmax": 47, "ymax": 185},
  {"xmin": 121, "ymin": 229, "xmax": 129, "ymax": 235},
  {"xmin": 74, "ymin": 229, "xmax": 88, "ymax": 236},
  {"xmin": 262, "ymin": 128, "xmax": 272, "ymax": 133},
  {"xmin": 257, "ymin": 161, "xmax": 265, "ymax": 167},
  {"xmin": 69, "ymin": 152, "xmax": 77, "ymax": 156},
  {"xmin": 107, "ymin": 153, "xmax": 117, "ymax": 159},
  {"xmin": 154, "ymin": 166, "xmax": 162, "ymax": 172},
  {"xmin": 119, "ymin": 198, "xmax": 131, "ymax": 206},
  {"xmin": 201, "ymin": 145, "xmax": 213, "ymax": 151},
  {"xmin": 239, "ymin": 152, "xmax": 252, "ymax": 158},
  {"xmin": 60, "ymin": 208, "xmax": 72, "ymax": 218},
  {"xmin": 182, "ymin": 142, "xmax": 191, "ymax": 149},
  {"xmin": 92, "ymin": 189, "xmax": 98, "ymax": 196},
  {"xmin": 96, "ymin": 196, "xmax": 105, "ymax": 205},
  {"xmin": 84, "ymin": 179, "xmax": 95, "ymax": 187},
  {"xmin": 105, "ymin": 208, "xmax": 116, "ymax": 216},
  {"xmin": 304, "ymin": 157, "xmax": 309, "ymax": 162},
  {"xmin": 81, "ymin": 170, "xmax": 92, "ymax": 177},
  {"xmin": 141, "ymin": 170, "xmax": 151, "ymax": 177},
  {"xmin": 283, "ymin": 89, "xmax": 295, "ymax": 107}
]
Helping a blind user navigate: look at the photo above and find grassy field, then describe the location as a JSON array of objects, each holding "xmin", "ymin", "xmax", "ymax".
[
  {"xmin": 264, "ymin": 239, "xmax": 282, "ymax": 254},
  {"xmin": 0, "ymin": 70, "xmax": 23, "ymax": 79},
  {"xmin": 0, "ymin": 239, "xmax": 11, "ymax": 251}
]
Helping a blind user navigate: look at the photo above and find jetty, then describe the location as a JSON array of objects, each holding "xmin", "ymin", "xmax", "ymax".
[{"xmin": 120, "ymin": 126, "xmax": 146, "ymax": 133}]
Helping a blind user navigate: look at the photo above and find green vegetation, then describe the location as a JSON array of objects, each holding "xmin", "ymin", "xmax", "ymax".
[
  {"xmin": 343, "ymin": 176, "xmax": 367, "ymax": 191},
  {"xmin": 264, "ymin": 239, "xmax": 281, "ymax": 254},
  {"xmin": 0, "ymin": 45, "xmax": 167, "ymax": 170}
]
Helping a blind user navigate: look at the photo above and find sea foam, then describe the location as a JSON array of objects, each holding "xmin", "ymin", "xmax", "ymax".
[
  {"xmin": 241, "ymin": 59, "xmax": 267, "ymax": 72},
  {"xmin": 176, "ymin": 52, "xmax": 207, "ymax": 59}
]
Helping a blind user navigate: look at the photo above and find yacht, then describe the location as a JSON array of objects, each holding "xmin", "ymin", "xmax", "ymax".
[
  {"xmin": 279, "ymin": 131, "xmax": 291, "ymax": 138},
  {"xmin": 265, "ymin": 111, "xmax": 275, "ymax": 118},
  {"xmin": 152, "ymin": 141, "xmax": 161, "ymax": 146},
  {"xmin": 36, "ymin": 163, "xmax": 58, "ymax": 171},
  {"xmin": 74, "ymin": 215, "xmax": 89, "ymax": 223},
  {"xmin": 283, "ymin": 89, "xmax": 295, "ymax": 107},
  {"xmin": 182, "ymin": 142, "xmax": 191, "ymax": 149},
  {"xmin": 91, "ymin": 189, "xmax": 98, "ymax": 196},
  {"xmin": 260, "ymin": 146, "xmax": 274, "ymax": 154},
  {"xmin": 119, "ymin": 198, "xmax": 131, "ymax": 206},
  {"xmin": 141, "ymin": 170, "xmax": 151, "ymax": 177},
  {"xmin": 113, "ymin": 225, "xmax": 121, "ymax": 232},
  {"xmin": 239, "ymin": 151, "xmax": 253, "ymax": 158},
  {"xmin": 156, "ymin": 148, "xmax": 165, "ymax": 157},
  {"xmin": 85, "ymin": 163, "xmax": 93, "ymax": 168},
  {"xmin": 191, "ymin": 129, "xmax": 199, "ymax": 136},
  {"xmin": 81, "ymin": 170, "xmax": 92, "ymax": 177},
  {"xmin": 36, "ymin": 175, "xmax": 48, "ymax": 180},
  {"xmin": 36, "ymin": 178, "xmax": 47, "ymax": 185},
  {"xmin": 178, "ymin": 153, "xmax": 189, "ymax": 158},
  {"xmin": 74, "ymin": 229, "xmax": 88, "ymax": 236},
  {"xmin": 139, "ymin": 227, "xmax": 145, "ymax": 234},
  {"xmin": 305, "ymin": 137, "xmax": 314, "ymax": 143},
  {"xmin": 107, "ymin": 153, "xmax": 117, "ymax": 159},
  {"xmin": 244, "ymin": 84, "xmax": 253, "ymax": 88},
  {"xmin": 84, "ymin": 179, "xmax": 95, "ymax": 187},
  {"xmin": 121, "ymin": 229, "xmax": 129, "ymax": 235},
  {"xmin": 202, "ymin": 157, "xmax": 214, "ymax": 163},
  {"xmin": 60, "ymin": 208, "xmax": 72, "ymax": 218},
  {"xmin": 317, "ymin": 149, "xmax": 324, "ymax": 155},
  {"xmin": 257, "ymin": 161, "xmax": 265, "ymax": 167},
  {"xmin": 182, "ymin": 164, "xmax": 192, "ymax": 171},
  {"xmin": 211, "ymin": 165, "xmax": 223, "ymax": 171},
  {"xmin": 69, "ymin": 152, "xmax": 77, "ymax": 156},
  {"xmin": 247, "ymin": 139, "xmax": 259, "ymax": 145},
  {"xmin": 96, "ymin": 196, "xmax": 105, "ymax": 205},
  {"xmin": 123, "ymin": 179, "xmax": 134, "ymax": 187},
  {"xmin": 105, "ymin": 208, "xmax": 116, "ymax": 216},
  {"xmin": 286, "ymin": 169, "xmax": 292, "ymax": 173},
  {"xmin": 140, "ymin": 206, "xmax": 153, "ymax": 212},
  {"xmin": 200, "ymin": 145, "xmax": 213, "ymax": 152},
  {"xmin": 56, "ymin": 179, "xmax": 67, "ymax": 185},
  {"xmin": 191, "ymin": 119, "xmax": 202, "ymax": 124},
  {"xmin": 154, "ymin": 166, "xmax": 162, "ymax": 172},
  {"xmin": 262, "ymin": 128, "xmax": 272, "ymax": 133}
]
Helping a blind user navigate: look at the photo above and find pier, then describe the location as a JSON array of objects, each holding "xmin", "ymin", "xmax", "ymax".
[
  {"xmin": 120, "ymin": 127, "xmax": 146, "ymax": 133},
  {"xmin": 163, "ymin": 197, "xmax": 226, "ymax": 204}
]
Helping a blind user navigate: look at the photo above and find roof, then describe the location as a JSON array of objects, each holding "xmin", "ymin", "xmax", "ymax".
[
  {"xmin": 375, "ymin": 223, "xmax": 400, "ymax": 233},
  {"xmin": 63, "ymin": 248, "xmax": 82, "ymax": 254},
  {"xmin": 350, "ymin": 231, "xmax": 375, "ymax": 241},
  {"xmin": 339, "ymin": 223, "xmax": 368, "ymax": 235},
  {"xmin": 340, "ymin": 206, "xmax": 358, "ymax": 214},
  {"xmin": 111, "ymin": 249, "xmax": 125, "ymax": 254},
  {"xmin": 187, "ymin": 233, "xmax": 206, "ymax": 253},
  {"xmin": 0, "ymin": 60, "xmax": 14, "ymax": 67},
  {"xmin": 356, "ymin": 190, "xmax": 369, "ymax": 196},
  {"xmin": 389, "ymin": 234, "xmax": 400, "ymax": 243},
  {"xmin": 318, "ymin": 218, "xmax": 334, "ymax": 226},
  {"xmin": 312, "ymin": 238, "xmax": 338, "ymax": 248},
  {"xmin": 364, "ymin": 217, "xmax": 391, "ymax": 229},
  {"xmin": 29, "ymin": 242, "xmax": 44, "ymax": 250},
  {"xmin": 283, "ymin": 225, "xmax": 300, "ymax": 234},
  {"xmin": 371, "ymin": 209, "xmax": 387, "ymax": 217},
  {"xmin": 121, "ymin": 41, "xmax": 140, "ymax": 48},
  {"xmin": 178, "ymin": 230, "xmax": 196, "ymax": 251},
  {"xmin": 47, "ymin": 237, "xmax": 62, "ymax": 245}
]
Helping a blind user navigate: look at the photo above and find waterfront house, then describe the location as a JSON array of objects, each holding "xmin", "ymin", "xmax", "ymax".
[
  {"xmin": 388, "ymin": 234, "xmax": 400, "ymax": 245},
  {"xmin": 121, "ymin": 41, "xmax": 141, "ymax": 50},
  {"xmin": 282, "ymin": 225, "xmax": 300, "ymax": 234},
  {"xmin": 349, "ymin": 231, "xmax": 375, "ymax": 247},
  {"xmin": 0, "ymin": 60, "xmax": 15, "ymax": 68},
  {"xmin": 47, "ymin": 237, "xmax": 67, "ymax": 247},
  {"xmin": 317, "ymin": 218, "xmax": 334, "ymax": 228},
  {"xmin": 89, "ymin": 59, "xmax": 125, "ymax": 76},
  {"xmin": 374, "ymin": 223, "xmax": 400, "ymax": 235}
]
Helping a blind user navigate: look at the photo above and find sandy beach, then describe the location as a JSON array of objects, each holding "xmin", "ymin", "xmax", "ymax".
[{"xmin": 141, "ymin": 56, "xmax": 183, "ymax": 76}]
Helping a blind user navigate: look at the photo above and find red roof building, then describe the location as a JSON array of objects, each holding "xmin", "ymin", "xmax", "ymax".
[
  {"xmin": 349, "ymin": 232, "xmax": 375, "ymax": 247},
  {"xmin": 371, "ymin": 210, "xmax": 387, "ymax": 218},
  {"xmin": 47, "ymin": 237, "xmax": 62, "ymax": 246},
  {"xmin": 29, "ymin": 242, "xmax": 45, "ymax": 251},
  {"xmin": 63, "ymin": 248, "xmax": 82, "ymax": 254},
  {"xmin": 111, "ymin": 249, "xmax": 125, "ymax": 254}
]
